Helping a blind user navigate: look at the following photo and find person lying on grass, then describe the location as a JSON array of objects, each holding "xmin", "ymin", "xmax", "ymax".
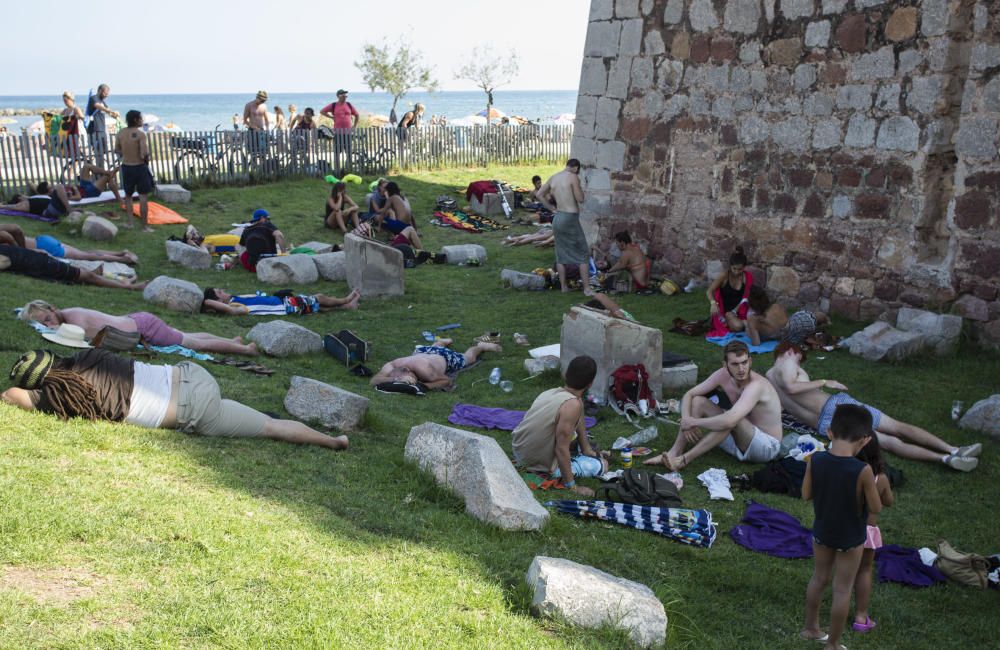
[
  {"xmin": 0, "ymin": 223, "xmax": 138, "ymax": 265},
  {"xmin": 645, "ymin": 340, "xmax": 783, "ymax": 471},
  {"xmin": 0, "ymin": 244, "xmax": 144, "ymax": 291},
  {"xmin": 766, "ymin": 341, "xmax": 980, "ymax": 472},
  {"xmin": 369, "ymin": 339, "xmax": 501, "ymax": 391},
  {"xmin": 2, "ymin": 349, "xmax": 347, "ymax": 451},
  {"xmin": 201, "ymin": 288, "xmax": 360, "ymax": 315},
  {"xmin": 21, "ymin": 300, "xmax": 257, "ymax": 356},
  {"xmin": 512, "ymin": 354, "xmax": 609, "ymax": 498}
]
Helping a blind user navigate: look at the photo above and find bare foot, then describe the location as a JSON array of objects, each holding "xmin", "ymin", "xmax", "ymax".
[
  {"xmin": 246, "ymin": 342, "xmax": 259, "ymax": 356},
  {"xmin": 122, "ymin": 250, "xmax": 138, "ymax": 264},
  {"xmin": 340, "ymin": 295, "xmax": 360, "ymax": 310},
  {"xmin": 129, "ymin": 281, "xmax": 148, "ymax": 291},
  {"xmin": 436, "ymin": 338, "xmax": 453, "ymax": 347},
  {"xmin": 478, "ymin": 342, "xmax": 502, "ymax": 353},
  {"xmin": 329, "ymin": 434, "xmax": 349, "ymax": 450},
  {"xmin": 643, "ymin": 452, "xmax": 668, "ymax": 467},
  {"xmin": 233, "ymin": 335, "xmax": 244, "ymax": 343}
]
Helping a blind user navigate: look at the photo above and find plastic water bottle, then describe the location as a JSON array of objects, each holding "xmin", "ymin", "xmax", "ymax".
[
  {"xmin": 629, "ymin": 425, "xmax": 658, "ymax": 445},
  {"xmin": 489, "ymin": 367, "xmax": 502, "ymax": 385}
]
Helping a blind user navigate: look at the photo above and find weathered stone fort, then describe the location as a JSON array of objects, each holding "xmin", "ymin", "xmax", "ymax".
[{"xmin": 572, "ymin": 0, "xmax": 1000, "ymax": 347}]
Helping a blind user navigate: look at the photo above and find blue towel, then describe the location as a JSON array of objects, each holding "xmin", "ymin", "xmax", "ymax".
[{"xmin": 706, "ymin": 331, "xmax": 778, "ymax": 354}]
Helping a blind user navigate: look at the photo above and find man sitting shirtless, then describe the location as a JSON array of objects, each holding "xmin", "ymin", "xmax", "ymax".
[
  {"xmin": 765, "ymin": 341, "xmax": 980, "ymax": 471},
  {"xmin": 645, "ymin": 340, "xmax": 783, "ymax": 470},
  {"xmin": 370, "ymin": 340, "xmax": 501, "ymax": 391}
]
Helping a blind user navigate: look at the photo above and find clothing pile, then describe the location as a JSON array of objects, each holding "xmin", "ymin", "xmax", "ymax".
[
  {"xmin": 545, "ymin": 499, "xmax": 717, "ymax": 548},
  {"xmin": 431, "ymin": 210, "xmax": 509, "ymax": 233}
]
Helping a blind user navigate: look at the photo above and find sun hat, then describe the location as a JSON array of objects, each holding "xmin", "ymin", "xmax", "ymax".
[
  {"xmin": 336, "ymin": 89, "xmax": 348, "ymax": 96},
  {"xmin": 252, "ymin": 208, "xmax": 269, "ymax": 221},
  {"xmin": 41, "ymin": 323, "xmax": 92, "ymax": 348},
  {"xmin": 10, "ymin": 350, "xmax": 56, "ymax": 390},
  {"xmin": 256, "ymin": 90, "xmax": 268, "ymax": 101}
]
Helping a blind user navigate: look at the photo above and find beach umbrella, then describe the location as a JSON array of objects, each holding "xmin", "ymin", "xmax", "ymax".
[
  {"xmin": 544, "ymin": 499, "xmax": 718, "ymax": 548},
  {"xmin": 452, "ymin": 115, "xmax": 487, "ymax": 127},
  {"xmin": 27, "ymin": 120, "xmax": 44, "ymax": 132},
  {"xmin": 476, "ymin": 107, "xmax": 506, "ymax": 119},
  {"xmin": 142, "ymin": 113, "xmax": 160, "ymax": 125}
]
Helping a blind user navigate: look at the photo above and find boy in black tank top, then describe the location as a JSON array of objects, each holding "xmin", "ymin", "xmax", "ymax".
[{"xmin": 800, "ymin": 404, "xmax": 884, "ymax": 649}]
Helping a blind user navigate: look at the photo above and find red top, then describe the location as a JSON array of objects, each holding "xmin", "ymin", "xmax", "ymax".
[{"xmin": 322, "ymin": 101, "xmax": 358, "ymax": 129}]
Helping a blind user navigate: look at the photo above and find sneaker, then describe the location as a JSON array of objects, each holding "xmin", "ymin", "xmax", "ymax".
[
  {"xmin": 956, "ymin": 443, "xmax": 982, "ymax": 458},
  {"xmin": 944, "ymin": 454, "xmax": 979, "ymax": 472}
]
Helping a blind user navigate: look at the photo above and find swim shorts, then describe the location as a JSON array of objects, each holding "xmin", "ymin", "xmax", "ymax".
[
  {"xmin": 718, "ymin": 426, "xmax": 781, "ymax": 463},
  {"xmin": 817, "ymin": 393, "xmax": 883, "ymax": 438},
  {"xmin": 174, "ymin": 361, "xmax": 267, "ymax": 437},
  {"xmin": 34, "ymin": 234, "xmax": 65, "ymax": 258},
  {"xmin": 552, "ymin": 454, "xmax": 606, "ymax": 479},
  {"xmin": 382, "ymin": 218, "xmax": 409, "ymax": 235},
  {"xmin": 128, "ymin": 312, "xmax": 183, "ymax": 346},
  {"xmin": 122, "ymin": 163, "xmax": 154, "ymax": 195},
  {"xmin": 78, "ymin": 179, "xmax": 101, "ymax": 198},
  {"xmin": 414, "ymin": 345, "xmax": 466, "ymax": 375}
]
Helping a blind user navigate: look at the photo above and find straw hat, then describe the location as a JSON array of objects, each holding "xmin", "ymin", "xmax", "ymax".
[
  {"xmin": 256, "ymin": 90, "xmax": 268, "ymax": 101},
  {"xmin": 41, "ymin": 323, "xmax": 92, "ymax": 348}
]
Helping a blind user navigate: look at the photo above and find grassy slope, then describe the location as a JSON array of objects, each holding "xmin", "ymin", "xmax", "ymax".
[{"xmin": 0, "ymin": 165, "xmax": 997, "ymax": 648}]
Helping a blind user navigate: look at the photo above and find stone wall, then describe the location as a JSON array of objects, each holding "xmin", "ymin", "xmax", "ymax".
[{"xmin": 572, "ymin": 0, "xmax": 1000, "ymax": 344}]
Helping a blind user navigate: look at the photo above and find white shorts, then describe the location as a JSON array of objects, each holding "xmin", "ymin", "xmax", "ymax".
[{"xmin": 719, "ymin": 426, "xmax": 781, "ymax": 463}]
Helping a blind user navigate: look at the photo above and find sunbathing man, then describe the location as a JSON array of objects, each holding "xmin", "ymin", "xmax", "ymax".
[
  {"xmin": 3, "ymin": 349, "xmax": 347, "ymax": 451},
  {"xmin": 21, "ymin": 300, "xmax": 257, "ymax": 356},
  {"xmin": 0, "ymin": 244, "xmax": 143, "ymax": 290},
  {"xmin": 0, "ymin": 224, "xmax": 137, "ymax": 265},
  {"xmin": 369, "ymin": 339, "xmax": 502, "ymax": 391},
  {"xmin": 604, "ymin": 231, "xmax": 650, "ymax": 291},
  {"xmin": 765, "ymin": 341, "xmax": 980, "ymax": 471},
  {"xmin": 645, "ymin": 340, "xmax": 783, "ymax": 470},
  {"xmin": 202, "ymin": 288, "xmax": 360, "ymax": 315},
  {"xmin": 745, "ymin": 286, "xmax": 829, "ymax": 346},
  {"xmin": 1, "ymin": 181, "xmax": 72, "ymax": 220},
  {"xmin": 75, "ymin": 162, "xmax": 122, "ymax": 199},
  {"xmin": 502, "ymin": 227, "xmax": 554, "ymax": 247}
]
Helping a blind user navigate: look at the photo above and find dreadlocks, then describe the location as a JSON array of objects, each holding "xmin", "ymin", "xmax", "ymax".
[{"xmin": 35, "ymin": 367, "xmax": 101, "ymax": 420}]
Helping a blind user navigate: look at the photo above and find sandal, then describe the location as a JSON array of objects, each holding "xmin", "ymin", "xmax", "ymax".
[
  {"xmin": 513, "ymin": 332, "xmax": 530, "ymax": 346},
  {"xmin": 851, "ymin": 617, "xmax": 876, "ymax": 633}
]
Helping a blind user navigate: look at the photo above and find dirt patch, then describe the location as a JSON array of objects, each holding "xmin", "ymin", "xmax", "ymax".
[{"xmin": 0, "ymin": 565, "xmax": 110, "ymax": 605}]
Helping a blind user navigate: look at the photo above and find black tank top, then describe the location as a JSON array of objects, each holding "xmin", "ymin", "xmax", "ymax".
[
  {"xmin": 720, "ymin": 273, "xmax": 745, "ymax": 312},
  {"xmin": 811, "ymin": 451, "xmax": 868, "ymax": 550}
]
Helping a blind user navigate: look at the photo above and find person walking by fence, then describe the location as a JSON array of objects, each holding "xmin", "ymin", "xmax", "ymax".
[{"xmin": 85, "ymin": 84, "xmax": 119, "ymax": 168}]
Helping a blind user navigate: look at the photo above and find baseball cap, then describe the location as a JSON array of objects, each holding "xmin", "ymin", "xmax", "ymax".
[
  {"xmin": 252, "ymin": 208, "xmax": 269, "ymax": 221},
  {"xmin": 336, "ymin": 89, "xmax": 348, "ymax": 96}
]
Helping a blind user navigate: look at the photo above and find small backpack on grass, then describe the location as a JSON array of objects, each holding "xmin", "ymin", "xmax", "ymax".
[
  {"xmin": 600, "ymin": 468, "xmax": 682, "ymax": 508},
  {"xmin": 608, "ymin": 363, "xmax": 657, "ymax": 418}
]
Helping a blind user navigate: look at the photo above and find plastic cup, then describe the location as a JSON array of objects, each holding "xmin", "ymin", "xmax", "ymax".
[{"xmin": 500, "ymin": 380, "xmax": 514, "ymax": 393}]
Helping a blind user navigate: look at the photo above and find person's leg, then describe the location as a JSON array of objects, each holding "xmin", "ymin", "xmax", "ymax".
[
  {"xmin": 556, "ymin": 263, "xmax": 569, "ymax": 292},
  {"xmin": 1, "ymin": 199, "xmax": 30, "ymax": 212},
  {"xmin": 724, "ymin": 311, "xmax": 746, "ymax": 331},
  {"xmin": 77, "ymin": 267, "xmax": 145, "ymax": 290},
  {"xmin": 853, "ymin": 548, "xmax": 875, "ymax": 628},
  {"xmin": 461, "ymin": 341, "xmax": 502, "ymax": 365},
  {"xmin": 578, "ymin": 263, "xmax": 592, "ymax": 295},
  {"xmin": 139, "ymin": 194, "xmax": 151, "ymax": 232},
  {"xmin": 51, "ymin": 184, "xmax": 71, "ymax": 213},
  {"xmin": 345, "ymin": 206, "xmax": 360, "ymax": 230},
  {"xmin": 315, "ymin": 289, "xmax": 360, "ymax": 310},
  {"xmin": 181, "ymin": 332, "xmax": 258, "ymax": 356},
  {"xmin": 262, "ymin": 417, "xmax": 349, "ymax": 450},
  {"xmin": 877, "ymin": 414, "xmax": 955, "ymax": 454},
  {"xmin": 123, "ymin": 194, "xmax": 134, "ymax": 228},
  {"xmin": 802, "ymin": 541, "xmax": 834, "ymax": 641},
  {"xmin": 828, "ymin": 546, "xmax": 865, "ymax": 648},
  {"xmin": 401, "ymin": 226, "xmax": 423, "ymax": 249},
  {"xmin": 646, "ymin": 397, "xmax": 733, "ymax": 470},
  {"xmin": 0, "ymin": 224, "xmax": 26, "ymax": 247},
  {"xmin": 60, "ymin": 244, "xmax": 134, "ymax": 264}
]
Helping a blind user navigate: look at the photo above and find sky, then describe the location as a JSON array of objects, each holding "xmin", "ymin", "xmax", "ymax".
[{"xmin": 3, "ymin": 0, "xmax": 590, "ymax": 96}]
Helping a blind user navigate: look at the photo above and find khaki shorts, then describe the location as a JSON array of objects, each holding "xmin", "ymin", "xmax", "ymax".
[
  {"xmin": 719, "ymin": 426, "xmax": 781, "ymax": 463},
  {"xmin": 175, "ymin": 362, "xmax": 267, "ymax": 437}
]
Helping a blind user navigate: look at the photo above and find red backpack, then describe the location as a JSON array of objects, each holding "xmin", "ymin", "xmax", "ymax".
[{"xmin": 608, "ymin": 363, "xmax": 656, "ymax": 419}]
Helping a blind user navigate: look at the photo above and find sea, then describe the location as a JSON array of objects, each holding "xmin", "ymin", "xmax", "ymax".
[{"xmin": 0, "ymin": 90, "xmax": 578, "ymax": 133}]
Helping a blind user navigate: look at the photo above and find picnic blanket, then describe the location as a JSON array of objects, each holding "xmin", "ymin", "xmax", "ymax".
[
  {"xmin": 730, "ymin": 501, "xmax": 813, "ymax": 559},
  {"xmin": 432, "ymin": 210, "xmax": 508, "ymax": 233},
  {"xmin": 130, "ymin": 201, "xmax": 188, "ymax": 224},
  {"xmin": 448, "ymin": 403, "xmax": 597, "ymax": 431},
  {"xmin": 0, "ymin": 207, "xmax": 58, "ymax": 223},
  {"xmin": 706, "ymin": 331, "xmax": 778, "ymax": 354},
  {"xmin": 545, "ymin": 500, "xmax": 717, "ymax": 548}
]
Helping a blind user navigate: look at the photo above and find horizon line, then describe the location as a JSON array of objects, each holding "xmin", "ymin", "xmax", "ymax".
[{"xmin": 0, "ymin": 88, "xmax": 579, "ymax": 98}]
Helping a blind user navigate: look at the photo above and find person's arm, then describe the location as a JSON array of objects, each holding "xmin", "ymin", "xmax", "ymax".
[
  {"xmin": 243, "ymin": 104, "xmax": 252, "ymax": 127},
  {"xmin": 320, "ymin": 104, "xmax": 334, "ymax": 120},
  {"xmin": 571, "ymin": 174, "xmax": 584, "ymax": 204},
  {"xmin": 351, "ymin": 105, "xmax": 359, "ymax": 128},
  {"xmin": 263, "ymin": 110, "xmax": 270, "ymax": 130},
  {"xmin": 113, "ymin": 133, "xmax": 122, "ymax": 155},
  {"xmin": 554, "ymin": 399, "xmax": 594, "ymax": 496},
  {"xmin": 876, "ymin": 472, "xmax": 894, "ymax": 508},
  {"xmin": 679, "ymin": 371, "xmax": 724, "ymax": 430},
  {"xmin": 801, "ymin": 456, "xmax": 813, "ymax": 501},
  {"xmin": 706, "ymin": 272, "xmax": 726, "ymax": 312},
  {"xmin": 535, "ymin": 181, "xmax": 555, "ymax": 212},
  {"xmin": 272, "ymin": 228, "xmax": 287, "ymax": 252},
  {"xmin": 344, "ymin": 195, "xmax": 357, "ymax": 208},
  {"xmin": 860, "ymin": 465, "xmax": 882, "ymax": 515},
  {"xmin": 422, "ymin": 377, "xmax": 453, "ymax": 390},
  {"xmin": 782, "ymin": 366, "xmax": 846, "ymax": 395},
  {"xmin": 1, "ymin": 387, "xmax": 36, "ymax": 410},
  {"xmin": 370, "ymin": 362, "xmax": 396, "ymax": 385},
  {"xmin": 686, "ymin": 379, "xmax": 761, "ymax": 431},
  {"xmin": 202, "ymin": 299, "xmax": 248, "ymax": 315},
  {"xmin": 138, "ymin": 132, "xmax": 150, "ymax": 163},
  {"xmin": 746, "ymin": 314, "xmax": 762, "ymax": 346}
]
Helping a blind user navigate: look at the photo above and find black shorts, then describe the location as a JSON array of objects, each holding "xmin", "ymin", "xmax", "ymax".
[
  {"xmin": 122, "ymin": 164, "xmax": 154, "ymax": 195},
  {"xmin": 0, "ymin": 245, "xmax": 81, "ymax": 282}
]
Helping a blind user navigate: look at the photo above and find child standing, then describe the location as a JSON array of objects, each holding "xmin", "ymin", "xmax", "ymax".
[
  {"xmin": 852, "ymin": 435, "xmax": 894, "ymax": 633},
  {"xmin": 801, "ymin": 404, "xmax": 883, "ymax": 650}
]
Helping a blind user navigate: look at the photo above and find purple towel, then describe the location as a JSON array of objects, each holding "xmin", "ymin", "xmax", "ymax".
[
  {"xmin": 0, "ymin": 208, "xmax": 58, "ymax": 223},
  {"xmin": 875, "ymin": 544, "xmax": 946, "ymax": 588},
  {"xmin": 730, "ymin": 501, "xmax": 814, "ymax": 559},
  {"xmin": 448, "ymin": 403, "xmax": 597, "ymax": 431}
]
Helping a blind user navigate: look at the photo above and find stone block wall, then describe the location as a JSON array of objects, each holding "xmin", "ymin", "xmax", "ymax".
[{"xmin": 573, "ymin": 0, "xmax": 1000, "ymax": 340}]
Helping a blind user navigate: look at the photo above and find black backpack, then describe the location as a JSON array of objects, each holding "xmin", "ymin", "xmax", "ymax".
[{"xmin": 600, "ymin": 468, "xmax": 682, "ymax": 508}]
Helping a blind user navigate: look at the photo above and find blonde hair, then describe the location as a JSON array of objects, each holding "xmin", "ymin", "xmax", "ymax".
[
  {"xmin": 288, "ymin": 104, "xmax": 296, "ymax": 112},
  {"xmin": 20, "ymin": 300, "xmax": 57, "ymax": 323},
  {"xmin": 62, "ymin": 91, "xmax": 74, "ymax": 100},
  {"xmin": 415, "ymin": 103, "xmax": 425, "ymax": 112}
]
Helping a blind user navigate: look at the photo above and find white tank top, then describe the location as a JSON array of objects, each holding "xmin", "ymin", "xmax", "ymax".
[{"xmin": 125, "ymin": 362, "xmax": 172, "ymax": 428}]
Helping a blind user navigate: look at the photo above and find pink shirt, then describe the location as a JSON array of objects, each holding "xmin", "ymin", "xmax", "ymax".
[{"xmin": 322, "ymin": 101, "xmax": 358, "ymax": 129}]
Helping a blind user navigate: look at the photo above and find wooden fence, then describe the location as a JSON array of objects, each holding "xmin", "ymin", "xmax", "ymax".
[{"xmin": 0, "ymin": 124, "xmax": 573, "ymax": 195}]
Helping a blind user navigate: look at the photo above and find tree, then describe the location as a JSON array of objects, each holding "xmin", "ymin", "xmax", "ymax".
[
  {"xmin": 454, "ymin": 45, "xmax": 519, "ymax": 125},
  {"xmin": 355, "ymin": 38, "xmax": 438, "ymax": 124}
]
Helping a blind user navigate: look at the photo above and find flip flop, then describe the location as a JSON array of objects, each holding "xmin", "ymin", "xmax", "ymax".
[
  {"xmin": 422, "ymin": 330, "xmax": 436, "ymax": 342},
  {"xmin": 513, "ymin": 332, "xmax": 530, "ymax": 346},
  {"xmin": 851, "ymin": 617, "xmax": 876, "ymax": 633}
]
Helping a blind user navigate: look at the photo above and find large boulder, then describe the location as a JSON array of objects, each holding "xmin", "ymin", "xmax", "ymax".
[
  {"xmin": 843, "ymin": 321, "xmax": 925, "ymax": 362},
  {"xmin": 404, "ymin": 422, "xmax": 549, "ymax": 531},
  {"xmin": 561, "ymin": 306, "xmax": 663, "ymax": 403},
  {"xmin": 958, "ymin": 395, "xmax": 1000, "ymax": 441},
  {"xmin": 344, "ymin": 233, "xmax": 404, "ymax": 297},
  {"xmin": 143, "ymin": 275, "xmax": 203, "ymax": 314},
  {"xmin": 441, "ymin": 244, "xmax": 487, "ymax": 265},
  {"xmin": 246, "ymin": 320, "xmax": 323, "ymax": 356},
  {"xmin": 81, "ymin": 215, "xmax": 118, "ymax": 242},
  {"xmin": 526, "ymin": 556, "xmax": 667, "ymax": 648},
  {"xmin": 284, "ymin": 376, "xmax": 369, "ymax": 432},
  {"xmin": 662, "ymin": 362, "xmax": 698, "ymax": 393},
  {"xmin": 895, "ymin": 307, "xmax": 963, "ymax": 356},
  {"xmin": 501, "ymin": 268, "xmax": 546, "ymax": 290},
  {"xmin": 312, "ymin": 251, "xmax": 347, "ymax": 282},
  {"xmin": 256, "ymin": 254, "xmax": 319, "ymax": 285},
  {"xmin": 155, "ymin": 183, "xmax": 191, "ymax": 203},
  {"xmin": 165, "ymin": 239, "xmax": 212, "ymax": 270}
]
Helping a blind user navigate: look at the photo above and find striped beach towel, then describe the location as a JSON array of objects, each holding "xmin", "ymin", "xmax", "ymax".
[{"xmin": 544, "ymin": 500, "xmax": 717, "ymax": 548}]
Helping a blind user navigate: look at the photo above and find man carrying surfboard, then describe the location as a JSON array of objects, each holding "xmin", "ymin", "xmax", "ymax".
[{"xmin": 115, "ymin": 110, "xmax": 155, "ymax": 232}]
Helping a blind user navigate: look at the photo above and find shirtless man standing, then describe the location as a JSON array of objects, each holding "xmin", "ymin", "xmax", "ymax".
[
  {"xmin": 535, "ymin": 159, "xmax": 590, "ymax": 294},
  {"xmin": 766, "ymin": 341, "xmax": 980, "ymax": 471},
  {"xmin": 369, "ymin": 340, "xmax": 501, "ymax": 391},
  {"xmin": 21, "ymin": 300, "xmax": 258, "ymax": 356},
  {"xmin": 114, "ymin": 110, "xmax": 154, "ymax": 231},
  {"xmin": 645, "ymin": 340, "xmax": 783, "ymax": 470},
  {"xmin": 243, "ymin": 90, "xmax": 270, "ymax": 156}
]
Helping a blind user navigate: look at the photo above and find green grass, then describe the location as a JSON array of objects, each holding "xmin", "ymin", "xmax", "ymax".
[{"xmin": 1, "ymin": 164, "xmax": 997, "ymax": 648}]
